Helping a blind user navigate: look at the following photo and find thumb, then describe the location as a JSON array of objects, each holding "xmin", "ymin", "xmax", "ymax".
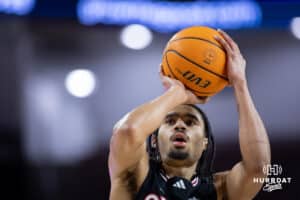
[{"xmin": 196, "ymin": 96, "xmax": 211, "ymax": 104}]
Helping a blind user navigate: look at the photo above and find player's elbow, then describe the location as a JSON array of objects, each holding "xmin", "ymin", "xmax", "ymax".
[
  {"xmin": 112, "ymin": 114, "xmax": 139, "ymax": 136},
  {"xmin": 113, "ymin": 123, "xmax": 137, "ymax": 135},
  {"xmin": 257, "ymin": 153, "xmax": 271, "ymax": 173},
  {"xmin": 246, "ymin": 158, "xmax": 271, "ymax": 177},
  {"xmin": 112, "ymin": 122, "xmax": 141, "ymax": 145}
]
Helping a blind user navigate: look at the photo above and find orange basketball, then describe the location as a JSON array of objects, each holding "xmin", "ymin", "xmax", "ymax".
[{"xmin": 161, "ymin": 26, "xmax": 228, "ymax": 97}]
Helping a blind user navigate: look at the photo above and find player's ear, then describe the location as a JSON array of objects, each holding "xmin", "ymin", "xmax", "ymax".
[
  {"xmin": 151, "ymin": 133, "xmax": 157, "ymax": 148},
  {"xmin": 202, "ymin": 138, "xmax": 208, "ymax": 150}
]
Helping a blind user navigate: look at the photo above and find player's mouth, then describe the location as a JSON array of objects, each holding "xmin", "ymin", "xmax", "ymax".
[{"xmin": 171, "ymin": 132, "xmax": 188, "ymax": 148}]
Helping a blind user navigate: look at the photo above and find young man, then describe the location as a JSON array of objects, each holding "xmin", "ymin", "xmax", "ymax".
[{"xmin": 108, "ymin": 30, "xmax": 271, "ymax": 200}]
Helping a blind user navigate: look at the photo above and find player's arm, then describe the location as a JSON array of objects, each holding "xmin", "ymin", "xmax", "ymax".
[
  {"xmin": 215, "ymin": 30, "xmax": 271, "ymax": 200},
  {"xmin": 109, "ymin": 73, "xmax": 208, "ymax": 178}
]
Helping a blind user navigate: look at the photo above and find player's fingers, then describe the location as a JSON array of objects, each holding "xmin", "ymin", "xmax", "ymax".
[
  {"xmin": 197, "ymin": 96, "xmax": 211, "ymax": 104},
  {"xmin": 214, "ymin": 35, "xmax": 233, "ymax": 57},
  {"xmin": 191, "ymin": 95, "xmax": 210, "ymax": 104},
  {"xmin": 161, "ymin": 79, "xmax": 170, "ymax": 90},
  {"xmin": 160, "ymin": 73, "xmax": 179, "ymax": 90},
  {"xmin": 159, "ymin": 64, "xmax": 164, "ymax": 77},
  {"xmin": 159, "ymin": 65, "xmax": 171, "ymax": 83},
  {"xmin": 217, "ymin": 29, "xmax": 240, "ymax": 53}
]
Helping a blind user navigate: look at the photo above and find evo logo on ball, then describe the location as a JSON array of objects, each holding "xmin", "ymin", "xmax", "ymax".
[{"xmin": 179, "ymin": 69, "xmax": 211, "ymax": 88}]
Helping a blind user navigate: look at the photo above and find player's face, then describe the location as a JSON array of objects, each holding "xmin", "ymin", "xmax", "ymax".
[{"xmin": 157, "ymin": 105, "xmax": 208, "ymax": 167}]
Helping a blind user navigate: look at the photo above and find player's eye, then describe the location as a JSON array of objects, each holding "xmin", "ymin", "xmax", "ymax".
[
  {"xmin": 185, "ymin": 119, "xmax": 195, "ymax": 126},
  {"xmin": 165, "ymin": 118, "xmax": 176, "ymax": 125}
]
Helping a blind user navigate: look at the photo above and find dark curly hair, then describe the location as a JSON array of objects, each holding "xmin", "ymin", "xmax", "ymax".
[{"xmin": 147, "ymin": 104, "xmax": 216, "ymax": 178}]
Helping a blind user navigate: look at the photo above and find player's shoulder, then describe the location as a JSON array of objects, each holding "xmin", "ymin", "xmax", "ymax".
[{"xmin": 213, "ymin": 170, "xmax": 230, "ymax": 200}]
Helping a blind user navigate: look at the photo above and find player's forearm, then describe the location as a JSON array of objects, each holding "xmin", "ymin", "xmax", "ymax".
[
  {"xmin": 234, "ymin": 81, "xmax": 271, "ymax": 173},
  {"xmin": 113, "ymin": 85, "xmax": 186, "ymax": 143}
]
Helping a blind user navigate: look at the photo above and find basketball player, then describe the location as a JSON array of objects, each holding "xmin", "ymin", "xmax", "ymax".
[{"xmin": 109, "ymin": 30, "xmax": 271, "ymax": 200}]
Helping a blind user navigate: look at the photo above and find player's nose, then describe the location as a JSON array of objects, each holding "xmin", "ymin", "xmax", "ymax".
[{"xmin": 174, "ymin": 119, "xmax": 186, "ymax": 132}]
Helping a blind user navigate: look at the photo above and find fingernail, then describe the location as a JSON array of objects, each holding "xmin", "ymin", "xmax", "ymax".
[
  {"xmin": 214, "ymin": 35, "xmax": 219, "ymax": 39},
  {"xmin": 217, "ymin": 28, "xmax": 222, "ymax": 32}
]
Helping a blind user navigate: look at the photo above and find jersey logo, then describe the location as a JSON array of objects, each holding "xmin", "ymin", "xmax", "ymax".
[{"xmin": 172, "ymin": 179, "xmax": 186, "ymax": 189}]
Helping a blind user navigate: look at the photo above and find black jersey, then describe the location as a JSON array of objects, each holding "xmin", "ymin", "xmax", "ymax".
[{"xmin": 135, "ymin": 160, "xmax": 217, "ymax": 200}]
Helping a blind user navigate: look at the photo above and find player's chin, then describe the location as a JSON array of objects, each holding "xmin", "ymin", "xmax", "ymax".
[
  {"xmin": 168, "ymin": 149, "xmax": 189, "ymax": 161},
  {"xmin": 170, "ymin": 145, "xmax": 189, "ymax": 155}
]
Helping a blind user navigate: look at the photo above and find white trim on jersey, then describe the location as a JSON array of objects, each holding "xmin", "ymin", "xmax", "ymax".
[
  {"xmin": 191, "ymin": 177, "xmax": 199, "ymax": 186},
  {"xmin": 159, "ymin": 172, "xmax": 167, "ymax": 182}
]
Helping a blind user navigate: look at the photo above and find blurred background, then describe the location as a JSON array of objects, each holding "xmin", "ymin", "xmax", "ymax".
[{"xmin": 1, "ymin": 0, "xmax": 299, "ymax": 199}]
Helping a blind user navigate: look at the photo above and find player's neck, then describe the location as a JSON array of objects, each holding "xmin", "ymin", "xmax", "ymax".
[{"xmin": 162, "ymin": 162, "xmax": 197, "ymax": 180}]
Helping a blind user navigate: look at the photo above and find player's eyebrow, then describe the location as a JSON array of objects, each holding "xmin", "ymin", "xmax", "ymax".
[
  {"xmin": 165, "ymin": 113, "xmax": 180, "ymax": 120},
  {"xmin": 165, "ymin": 113, "xmax": 199, "ymax": 122},
  {"xmin": 184, "ymin": 113, "xmax": 199, "ymax": 121}
]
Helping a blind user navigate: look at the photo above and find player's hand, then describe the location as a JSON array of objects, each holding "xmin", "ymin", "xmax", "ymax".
[
  {"xmin": 159, "ymin": 67, "xmax": 210, "ymax": 104},
  {"xmin": 214, "ymin": 29, "xmax": 247, "ymax": 87}
]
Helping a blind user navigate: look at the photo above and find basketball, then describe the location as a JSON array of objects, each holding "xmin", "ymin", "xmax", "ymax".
[{"xmin": 161, "ymin": 26, "xmax": 229, "ymax": 97}]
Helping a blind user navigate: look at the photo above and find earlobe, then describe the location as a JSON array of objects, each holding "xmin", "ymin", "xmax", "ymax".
[
  {"xmin": 203, "ymin": 138, "xmax": 208, "ymax": 150},
  {"xmin": 151, "ymin": 134, "xmax": 157, "ymax": 148}
]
